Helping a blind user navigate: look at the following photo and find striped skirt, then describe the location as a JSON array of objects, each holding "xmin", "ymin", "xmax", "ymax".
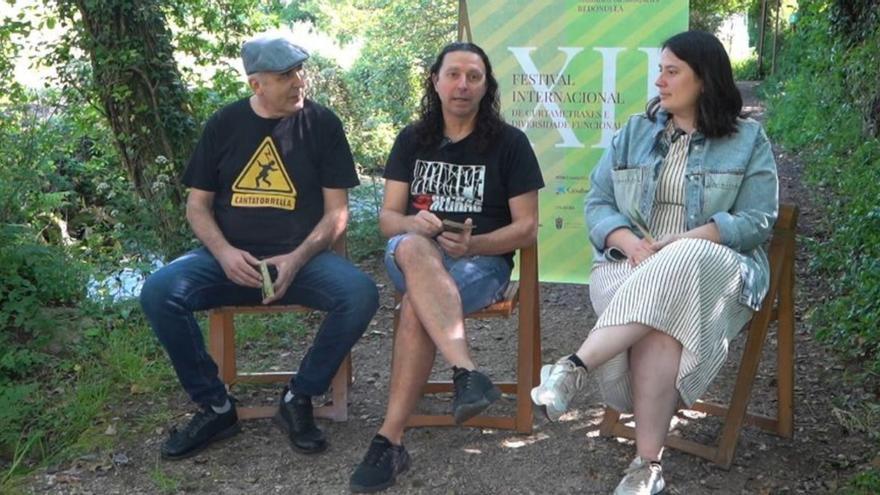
[{"xmin": 589, "ymin": 238, "xmax": 753, "ymax": 413}]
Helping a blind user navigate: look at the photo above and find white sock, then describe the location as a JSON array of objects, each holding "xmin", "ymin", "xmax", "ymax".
[
  {"xmin": 284, "ymin": 390, "xmax": 295, "ymax": 403},
  {"xmin": 211, "ymin": 399, "xmax": 231, "ymax": 414}
]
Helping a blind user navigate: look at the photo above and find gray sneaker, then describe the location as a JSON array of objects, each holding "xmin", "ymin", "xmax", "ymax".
[
  {"xmin": 613, "ymin": 457, "xmax": 666, "ymax": 495},
  {"xmin": 529, "ymin": 356, "xmax": 587, "ymax": 421}
]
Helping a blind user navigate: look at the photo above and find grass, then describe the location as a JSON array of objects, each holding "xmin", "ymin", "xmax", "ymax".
[
  {"xmin": 0, "ymin": 183, "xmax": 385, "ymax": 490},
  {"xmin": 229, "ymin": 311, "xmax": 309, "ymax": 373},
  {"xmin": 843, "ymin": 468, "xmax": 880, "ymax": 495},
  {"xmin": 0, "ymin": 301, "xmax": 173, "ymax": 486},
  {"xmin": 0, "ymin": 304, "xmax": 315, "ymax": 489},
  {"xmin": 149, "ymin": 461, "xmax": 183, "ymax": 494}
]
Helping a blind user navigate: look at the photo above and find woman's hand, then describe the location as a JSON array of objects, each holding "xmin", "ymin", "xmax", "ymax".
[
  {"xmin": 624, "ymin": 237, "xmax": 658, "ymax": 267},
  {"xmin": 650, "ymin": 233, "xmax": 683, "ymax": 252}
]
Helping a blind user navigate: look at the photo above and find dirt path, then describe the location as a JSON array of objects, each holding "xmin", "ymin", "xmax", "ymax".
[{"xmin": 25, "ymin": 83, "xmax": 878, "ymax": 494}]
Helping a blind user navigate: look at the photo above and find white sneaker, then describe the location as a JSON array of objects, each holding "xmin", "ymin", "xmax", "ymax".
[
  {"xmin": 613, "ymin": 457, "xmax": 666, "ymax": 495},
  {"xmin": 529, "ymin": 356, "xmax": 587, "ymax": 421}
]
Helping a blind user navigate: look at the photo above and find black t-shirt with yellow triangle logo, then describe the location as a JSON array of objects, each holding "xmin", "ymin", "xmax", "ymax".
[{"xmin": 183, "ymin": 98, "xmax": 358, "ymax": 257}]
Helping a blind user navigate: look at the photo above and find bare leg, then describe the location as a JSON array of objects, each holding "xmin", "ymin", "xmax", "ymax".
[
  {"xmin": 629, "ymin": 330, "xmax": 682, "ymax": 461},
  {"xmin": 574, "ymin": 322, "xmax": 653, "ymax": 370},
  {"xmin": 377, "ymin": 296, "xmax": 436, "ymax": 445},
  {"xmin": 394, "ymin": 235, "xmax": 474, "ymax": 370}
]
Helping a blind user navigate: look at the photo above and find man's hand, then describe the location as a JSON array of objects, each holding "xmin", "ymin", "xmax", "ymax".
[
  {"xmin": 260, "ymin": 251, "xmax": 305, "ymax": 304},
  {"xmin": 437, "ymin": 218, "xmax": 473, "ymax": 258},
  {"xmin": 407, "ymin": 210, "xmax": 444, "ymax": 237},
  {"xmin": 624, "ymin": 237, "xmax": 658, "ymax": 267},
  {"xmin": 216, "ymin": 246, "xmax": 262, "ymax": 288}
]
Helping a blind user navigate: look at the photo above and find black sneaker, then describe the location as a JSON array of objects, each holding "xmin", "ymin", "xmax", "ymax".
[
  {"xmin": 273, "ymin": 386, "xmax": 327, "ymax": 454},
  {"xmin": 349, "ymin": 434, "xmax": 411, "ymax": 493},
  {"xmin": 160, "ymin": 403, "xmax": 241, "ymax": 460},
  {"xmin": 451, "ymin": 367, "xmax": 501, "ymax": 424}
]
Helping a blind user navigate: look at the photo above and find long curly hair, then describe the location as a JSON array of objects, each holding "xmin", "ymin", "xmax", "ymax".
[
  {"xmin": 646, "ymin": 31, "xmax": 744, "ymax": 138},
  {"xmin": 413, "ymin": 42, "xmax": 504, "ymax": 151}
]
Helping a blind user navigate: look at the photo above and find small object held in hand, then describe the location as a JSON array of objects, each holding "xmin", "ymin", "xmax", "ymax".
[
  {"xmin": 442, "ymin": 219, "xmax": 474, "ymax": 234},
  {"xmin": 260, "ymin": 261, "xmax": 275, "ymax": 299}
]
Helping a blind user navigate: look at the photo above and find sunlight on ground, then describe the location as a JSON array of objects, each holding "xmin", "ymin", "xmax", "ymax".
[{"xmin": 501, "ymin": 432, "xmax": 551, "ymax": 449}]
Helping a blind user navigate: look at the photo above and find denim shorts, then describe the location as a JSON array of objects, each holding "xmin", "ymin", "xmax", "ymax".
[{"xmin": 384, "ymin": 234, "xmax": 512, "ymax": 315}]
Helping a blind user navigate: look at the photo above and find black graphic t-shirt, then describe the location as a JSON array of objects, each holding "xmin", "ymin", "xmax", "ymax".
[
  {"xmin": 383, "ymin": 124, "xmax": 544, "ymax": 262},
  {"xmin": 183, "ymin": 98, "xmax": 358, "ymax": 257}
]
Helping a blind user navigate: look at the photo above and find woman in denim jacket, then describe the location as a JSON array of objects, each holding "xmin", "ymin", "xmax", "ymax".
[{"xmin": 531, "ymin": 31, "xmax": 779, "ymax": 494}]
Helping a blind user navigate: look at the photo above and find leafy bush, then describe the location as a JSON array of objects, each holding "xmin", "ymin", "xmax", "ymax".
[
  {"xmin": 732, "ymin": 56, "xmax": 761, "ymax": 80},
  {"xmin": 762, "ymin": 0, "xmax": 880, "ymax": 374},
  {"xmin": 0, "ymin": 224, "xmax": 87, "ymax": 463},
  {"xmin": 0, "ymin": 226, "xmax": 87, "ymax": 380}
]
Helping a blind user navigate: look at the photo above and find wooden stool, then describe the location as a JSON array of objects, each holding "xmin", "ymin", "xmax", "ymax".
[
  {"xmin": 206, "ymin": 237, "xmax": 352, "ymax": 422},
  {"xmin": 207, "ymin": 305, "xmax": 352, "ymax": 421}
]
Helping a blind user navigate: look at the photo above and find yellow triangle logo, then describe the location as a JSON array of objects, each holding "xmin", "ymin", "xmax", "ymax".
[{"xmin": 231, "ymin": 137, "xmax": 297, "ymax": 210}]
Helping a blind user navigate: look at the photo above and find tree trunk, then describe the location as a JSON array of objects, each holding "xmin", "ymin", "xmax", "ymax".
[{"xmin": 60, "ymin": 0, "xmax": 198, "ymax": 254}]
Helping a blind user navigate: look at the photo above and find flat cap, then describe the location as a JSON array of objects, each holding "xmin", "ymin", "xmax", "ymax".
[{"xmin": 241, "ymin": 33, "xmax": 309, "ymax": 75}]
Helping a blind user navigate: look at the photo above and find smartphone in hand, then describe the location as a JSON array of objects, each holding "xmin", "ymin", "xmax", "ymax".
[{"xmin": 441, "ymin": 219, "xmax": 474, "ymax": 234}]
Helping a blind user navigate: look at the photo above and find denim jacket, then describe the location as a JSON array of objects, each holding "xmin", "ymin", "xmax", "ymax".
[{"xmin": 584, "ymin": 110, "xmax": 779, "ymax": 310}]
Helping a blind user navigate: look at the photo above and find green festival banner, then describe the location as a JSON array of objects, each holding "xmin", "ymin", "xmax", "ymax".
[{"xmin": 464, "ymin": 0, "xmax": 688, "ymax": 283}]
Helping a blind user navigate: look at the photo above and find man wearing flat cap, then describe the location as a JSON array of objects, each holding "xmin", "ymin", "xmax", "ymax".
[{"xmin": 141, "ymin": 32, "xmax": 378, "ymax": 460}]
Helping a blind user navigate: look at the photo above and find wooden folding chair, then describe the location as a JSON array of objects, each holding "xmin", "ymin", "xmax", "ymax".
[
  {"xmin": 206, "ymin": 236, "xmax": 352, "ymax": 422},
  {"xmin": 395, "ymin": 244, "xmax": 541, "ymax": 434},
  {"xmin": 598, "ymin": 204, "xmax": 798, "ymax": 468}
]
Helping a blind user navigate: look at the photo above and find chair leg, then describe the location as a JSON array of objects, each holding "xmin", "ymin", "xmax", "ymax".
[
  {"xmin": 335, "ymin": 354, "xmax": 351, "ymax": 421},
  {"xmin": 776, "ymin": 248, "xmax": 796, "ymax": 438},
  {"xmin": 515, "ymin": 304, "xmax": 535, "ymax": 434},
  {"xmin": 713, "ymin": 301, "xmax": 776, "ymax": 468},
  {"xmin": 599, "ymin": 407, "xmax": 621, "ymax": 436},
  {"xmin": 208, "ymin": 310, "xmax": 236, "ymax": 385}
]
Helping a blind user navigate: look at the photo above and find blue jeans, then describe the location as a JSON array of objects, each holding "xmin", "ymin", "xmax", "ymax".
[
  {"xmin": 140, "ymin": 247, "xmax": 379, "ymax": 407},
  {"xmin": 384, "ymin": 234, "xmax": 512, "ymax": 315}
]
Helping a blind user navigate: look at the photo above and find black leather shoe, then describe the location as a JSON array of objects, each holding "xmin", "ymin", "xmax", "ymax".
[
  {"xmin": 160, "ymin": 404, "xmax": 240, "ymax": 460},
  {"xmin": 273, "ymin": 386, "xmax": 327, "ymax": 454},
  {"xmin": 451, "ymin": 367, "xmax": 501, "ymax": 424}
]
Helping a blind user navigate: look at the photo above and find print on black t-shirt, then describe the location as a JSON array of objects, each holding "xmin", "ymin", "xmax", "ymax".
[
  {"xmin": 182, "ymin": 98, "xmax": 358, "ymax": 257},
  {"xmin": 230, "ymin": 137, "xmax": 298, "ymax": 210},
  {"xmin": 410, "ymin": 160, "xmax": 486, "ymax": 213},
  {"xmin": 383, "ymin": 123, "xmax": 545, "ymax": 265}
]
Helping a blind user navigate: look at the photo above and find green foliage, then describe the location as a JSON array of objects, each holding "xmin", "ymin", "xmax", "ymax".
[
  {"xmin": 763, "ymin": 0, "xmax": 880, "ymax": 374},
  {"xmin": 843, "ymin": 468, "xmax": 880, "ymax": 495},
  {"xmin": 732, "ymin": 56, "xmax": 761, "ymax": 80},
  {"xmin": 0, "ymin": 3, "xmax": 32, "ymax": 104},
  {"xmin": 690, "ymin": 0, "xmax": 750, "ymax": 33},
  {"xmin": 310, "ymin": 0, "xmax": 457, "ymax": 173},
  {"xmin": 827, "ymin": 0, "xmax": 880, "ymax": 44},
  {"xmin": 51, "ymin": 0, "xmax": 205, "ymax": 257},
  {"xmin": 0, "ymin": 226, "xmax": 86, "ymax": 381},
  {"xmin": 0, "ymin": 0, "xmax": 460, "ymax": 485},
  {"xmin": 0, "ymin": 296, "xmax": 174, "ymax": 478}
]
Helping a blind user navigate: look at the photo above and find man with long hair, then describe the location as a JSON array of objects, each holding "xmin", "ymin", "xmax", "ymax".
[{"xmin": 349, "ymin": 42, "xmax": 544, "ymax": 493}]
